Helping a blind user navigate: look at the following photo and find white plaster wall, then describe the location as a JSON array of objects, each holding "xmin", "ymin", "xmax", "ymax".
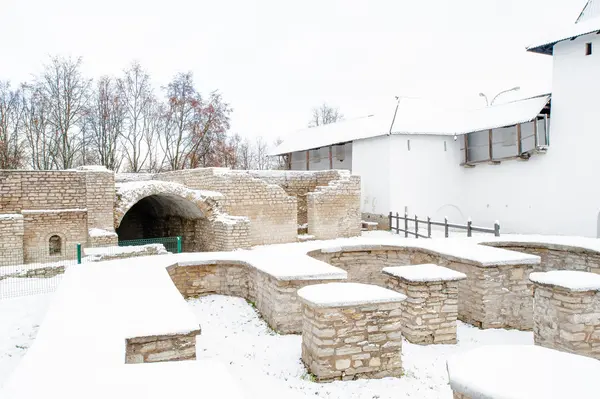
[
  {"xmin": 458, "ymin": 33, "xmax": 600, "ymax": 236},
  {"xmin": 352, "ymin": 136, "xmax": 391, "ymax": 216},
  {"xmin": 387, "ymin": 134, "xmax": 465, "ymax": 222}
]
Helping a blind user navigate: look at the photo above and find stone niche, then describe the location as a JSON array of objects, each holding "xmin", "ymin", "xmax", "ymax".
[
  {"xmin": 383, "ymin": 264, "xmax": 466, "ymax": 344},
  {"xmin": 530, "ymin": 270, "xmax": 600, "ymax": 360},
  {"xmin": 297, "ymin": 282, "xmax": 406, "ymax": 382}
]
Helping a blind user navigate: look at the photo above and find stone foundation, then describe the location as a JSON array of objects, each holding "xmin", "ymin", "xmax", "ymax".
[
  {"xmin": 125, "ymin": 329, "xmax": 201, "ymax": 363},
  {"xmin": 530, "ymin": 270, "xmax": 600, "ymax": 360},
  {"xmin": 309, "ymin": 246, "xmax": 537, "ymax": 330},
  {"xmin": 167, "ymin": 262, "xmax": 345, "ymax": 334},
  {"xmin": 298, "ymin": 283, "xmax": 406, "ymax": 382},
  {"xmin": 383, "ymin": 264, "xmax": 466, "ymax": 344}
]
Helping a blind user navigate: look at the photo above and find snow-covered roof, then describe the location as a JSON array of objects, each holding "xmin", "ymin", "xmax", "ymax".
[
  {"xmin": 270, "ymin": 94, "xmax": 550, "ymax": 156},
  {"xmin": 577, "ymin": 0, "xmax": 600, "ymax": 23},
  {"xmin": 527, "ymin": 15, "xmax": 600, "ymax": 55}
]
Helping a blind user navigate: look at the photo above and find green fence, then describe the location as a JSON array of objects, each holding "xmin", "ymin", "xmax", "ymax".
[{"xmin": 118, "ymin": 236, "xmax": 182, "ymax": 254}]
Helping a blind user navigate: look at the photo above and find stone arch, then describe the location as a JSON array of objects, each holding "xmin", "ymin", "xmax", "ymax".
[{"xmin": 114, "ymin": 181, "xmax": 227, "ymax": 252}]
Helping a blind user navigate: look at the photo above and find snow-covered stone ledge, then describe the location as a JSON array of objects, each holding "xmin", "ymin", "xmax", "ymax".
[
  {"xmin": 87, "ymin": 228, "xmax": 118, "ymax": 247},
  {"xmin": 447, "ymin": 345, "xmax": 600, "ymax": 399},
  {"xmin": 383, "ymin": 264, "xmax": 466, "ymax": 344},
  {"xmin": 307, "ymin": 241, "xmax": 539, "ymax": 330},
  {"xmin": 530, "ymin": 270, "xmax": 600, "ymax": 360},
  {"xmin": 297, "ymin": 282, "xmax": 406, "ymax": 382},
  {"xmin": 167, "ymin": 252, "xmax": 347, "ymax": 333}
]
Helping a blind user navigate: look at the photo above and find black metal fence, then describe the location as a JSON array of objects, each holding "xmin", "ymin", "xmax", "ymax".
[{"xmin": 389, "ymin": 212, "xmax": 500, "ymax": 238}]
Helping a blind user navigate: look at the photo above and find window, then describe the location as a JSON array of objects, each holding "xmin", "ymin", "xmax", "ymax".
[
  {"xmin": 49, "ymin": 235, "xmax": 61, "ymax": 255},
  {"xmin": 335, "ymin": 144, "xmax": 345, "ymax": 161},
  {"xmin": 586, "ymin": 42, "xmax": 592, "ymax": 55}
]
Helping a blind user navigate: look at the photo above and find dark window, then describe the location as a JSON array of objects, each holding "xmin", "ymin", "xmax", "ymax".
[
  {"xmin": 49, "ymin": 235, "xmax": 61, "ymax": 255},
  {"xmin": 586, "ymin": 42, "xmax": 592, "ymax": 55}
]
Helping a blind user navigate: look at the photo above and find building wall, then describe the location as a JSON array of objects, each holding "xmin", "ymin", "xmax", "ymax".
[
  {"xmin": 352, "ymin": 136, "xmax": 391, "ymax": 225},
  {"xmin": 290, "ymin": 143, "xmax": 352, "ymax": 171},
  {"xmin": 0, "ymin": 215, "xmax": 24, "ymax": 266}
]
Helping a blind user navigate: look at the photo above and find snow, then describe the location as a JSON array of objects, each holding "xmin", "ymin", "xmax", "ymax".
[
  {"xmin": 88, "ymin": 228, "xmax": 117, "ymax": 237},
  {"xmin": 84, "ymin": 243, "xmax": 168, "ymax": 257},
  {"xmin": 20, "ymin": 208, "xmax": 87, "ymax": 214},
  {"xmin": 271, "ymin": 95, "xmax": 549, "ymax": 155},
  {"xmin": 0, "ymin": 214, "xmax": 22, "ymax": 220},
  {"xmin": 477, "ymin": 233, "xmax": 600, "ymax": 255},
  {"xmin": 1, "ymin": 287, "xmax": 535, "ymax": 399},
  {"xmin": 447, "ymin": 345, "xmax": 600, "ymax": 399},
  {"xmin": 297, "ymin": 282, "xmax": 406, "ymax": 307},
  {"xmin": 527, "ymin": 15, "xmax": 600, "ymax": 54},
  {"xmin": 529, "ymin": 270, "xmax": 600, "ymax": 291},
  {"xmin": 215, "ymin": 214, "xmax": 249, "ymax": 225},
  {"xmin": 75, "ymin": 165, "xmax": 111, "ymax": 172},
  {"xmin": 383, "ymin": 264, "xmax": 467, "ymax": 282}
]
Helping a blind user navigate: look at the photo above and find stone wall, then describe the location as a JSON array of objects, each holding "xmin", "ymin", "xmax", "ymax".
[
  {"xmin": 310, "ymin": 247, "xmax": 535, "ymax": 330},
  {"xmin": 167, "ymin": 262, "xmax": 344, "ymax": 334},
  {"xmin": 361, "ymin": 212, "xmax": 391, "ymax": 230},
  {"xmin": 481, "ymin": 242, "xmax": 600, "ymax": 274},
  {"xmin": 125, "ymin": 329, "xmax": 201, "ymax": 363},
  {"xmin": 531, "ymin": 272, "xmax": 600, "ymax": 360},
  {"xmin": 22, "ymin": 209, "xmax": 88, "ymax": 263},
  {"xmin": 0, "ymin": 215, "xmax": 24, "ymax": 266},
  {"xmin": 80, "ymin": 167, "xmax": 115, "ymax": 231},
  {"xmin": 156, "ymin": 169, "xmax": 298, "ymax": 246},
  {"xmin": 300, "ymin": 299, "xmax": 404, "ymax": 381},
  {"xmin": 307, "ymin": 174, "xmax": 361, "ymax": 240}
]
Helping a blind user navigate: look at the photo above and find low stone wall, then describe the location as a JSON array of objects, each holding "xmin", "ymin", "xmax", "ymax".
[
  {"xmin": 298, "ymin": 283, "xmax": 405, "ymax": 382},
  {"xmin": 125, "ymin": 329, "xmax": 201, "ymax": 363},
  {"xmin": 0, "ymin": 214, "xmax": 24, "ymax": 266},
  {"xmin": 530, "ymin": 270, "xmax": 600, "ymax": 360},
  {"xmin": 167, "ymin": 262, "xmax": 345, "ymax": 334},
  {"xmin": 383, "ymin": 264, "xmax": 466, "ymax": 344},
  {"xmin": 87, "ymin": 229, "xmax": 118, "ymax": 247},
  {"xmin": 309, "ymin": 246, "xmax": 536, "ymax": 330},
  {"xmin": 481, "ymin": 241, "xmax": 600, "ymax": 274}
]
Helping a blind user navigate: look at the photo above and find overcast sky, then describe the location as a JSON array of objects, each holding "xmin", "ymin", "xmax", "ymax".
[{"xmin": 0, "ymin": 0, "xmax": 587, "ymax": 142}]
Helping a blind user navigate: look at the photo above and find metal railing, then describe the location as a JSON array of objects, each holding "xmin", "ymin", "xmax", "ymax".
[
  {"xmin": 118, "ymin": 236, "xmax": 182, "ymax": 254},
  {"xmin": 389, "ymin": 212, "xmax": 500, "ymax": 238}
]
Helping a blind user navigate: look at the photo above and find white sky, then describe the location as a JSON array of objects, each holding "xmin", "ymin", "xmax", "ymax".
[{"xmin": 0, "ymin": 0, "xmax": 587, "ymax": 142}]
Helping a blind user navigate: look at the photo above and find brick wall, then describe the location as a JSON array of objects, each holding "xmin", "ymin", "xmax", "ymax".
[
  {"xmin": 22, "ymin": 210, "xmax": 88, "ymax": 262},
  {"xmin": 0, "ymin": 215, "xmax": 24, "ymax": 266}
]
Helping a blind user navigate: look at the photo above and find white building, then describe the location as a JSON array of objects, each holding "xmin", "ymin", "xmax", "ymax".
[{"xmin": 272, "ymin": 0, "xmax": 600, "ymax": 237}]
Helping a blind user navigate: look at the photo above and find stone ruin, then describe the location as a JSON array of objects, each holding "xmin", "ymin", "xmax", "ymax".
[{"xmin": 0, "ymin": 166, "xmax": 361, "ymax": 265}]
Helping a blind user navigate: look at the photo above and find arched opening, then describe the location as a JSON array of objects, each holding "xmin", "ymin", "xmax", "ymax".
[
  {"xmin": 49, "ymin": 235, "xmax": 62, "ymax": 256},
  {"xmin": 116, "ymin": 194, "xmax": 207, "ymax": 252}
]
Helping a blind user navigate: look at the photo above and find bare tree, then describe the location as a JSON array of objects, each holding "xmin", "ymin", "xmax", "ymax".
[
  {"xmin": 160, "ymin": 72, "xmax": 231, "ymax": 170},
  {"xmin": 272, "ymin": 137, "xmax": 288, "ymax": 170},
  {"xmin": 21, "ymin": 83, "xmax": 54, "ymax": 170},
  {"xmin": 86, "ymin": 76, "xmax": 125, "ymax": 170},
  {"xmin": 143, "ymin": 99, "xmax": 164, "ymax": 172},
  {"xmin": 39, "ymin": 56, "xmax": 91, "ymax": 169},
  {"xmin": 0, "ymin": 81, "xmax": 25, "ymax": 168},
  {"xmin": 119, "ymin": 62, "xmax": 155, "ymax": 172},
  {"xmin": 309, "ymin": 103, "xmax": 343, "ymax": 127},
  {"xmin": 236, "ymin": 137, "xmax": 254, "ymax": 170},
  {"xmin": 254, "ymin": 136, "xmax": 270, "ymax": 170}
]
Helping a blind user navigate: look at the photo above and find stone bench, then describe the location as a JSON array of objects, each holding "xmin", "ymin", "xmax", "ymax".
[
  {"xmin": 529, "ymin": 270, "xmax": 600, "ymax": 360},
  {"xmin": 447, "ymin": 345, "xmax": 600, "ymax": 398},
  {"xmin": 383, "ymin": 264, "xmax": 466, "ymax": 344},
  {"xmin": 297, "ymin": 282, "xmax": 406, "ymax": 381}
]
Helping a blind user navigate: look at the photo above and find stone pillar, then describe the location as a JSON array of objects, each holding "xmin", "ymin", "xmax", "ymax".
[
  {"xmin": 0, "ymin": 214, "xmax": 24, "ymax": 266},
  {"xmin": 297, "ymin": 282, "xmax": 406, "ymax": 381},
  {"xmin": 78, "ymin": 166, "xmax": 116, "ymax": 232},
  {"xmin": 530, "ymin": 270, "xmax": 600, "ymax": 360},
  {"xmin": 383, "ymin": 264, "xmax": 466, "ymax": 344}
]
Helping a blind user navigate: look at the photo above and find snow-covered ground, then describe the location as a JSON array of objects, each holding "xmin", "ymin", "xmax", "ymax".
[{"xmin": 0, "ymin": 289, "xmax": 534, "ymax": 398}]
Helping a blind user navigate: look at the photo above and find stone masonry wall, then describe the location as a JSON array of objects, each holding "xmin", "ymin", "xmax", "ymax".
[
  {"xmin": 301, "ymin": 301, "xmax": 404, "ymax": 381},
  {"xmin": 167, "ymin": 262, "xmax": 344, "ymax": 334},
  {"xmin": 452, "ymin": 392, "xmax": 471, "ymax": 399},
  {"xmin": 481, "ymin": 242, "xmax": 600, "ymax": 274},
  {"xmin": 0, "ymin": 215, "xmax": 24, "ymax": 266},
  {"xmin": 532, "ymin": 283, "xmax": 600, "ymax": 360},
  {"xmin": 156, "ymin": 169, "xmax": 297, "ymax": 246},
  {"xmin": 307, "ymin": 174, "xmax": 361, "ymax": 240},
  {"xmin": 80, "ymin": 167, "xmax": 115, "ymax": 231},
  {"xmin": 385, "ymin": 276, "xmax": 461, "ymax": 344},
  {"xmin": 22, "ymin": 210, "xmax": 88, "ymax": 262},
  {"xmin": 125, "ymin": 329, "xmax": 201, "ymax": 363},
  {"xmin": 310, "ymin": 247, "xmax": 535, "ymax": 330}
]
